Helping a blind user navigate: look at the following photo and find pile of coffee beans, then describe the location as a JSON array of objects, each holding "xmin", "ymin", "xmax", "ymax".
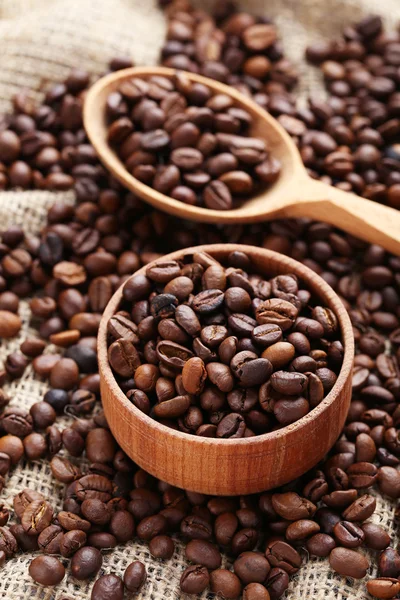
[
  {"xmin": 106, "ymin": 72, "xmax": 281, "ymax": 210},
  {"xmin": 0, "ymin": 1, "xmax": 399, "ymax": 599},
  {"xmin": 303, "ymin": 14, "xmax": 400, "ymax": 208},
  {"xmin": 107, "ymin": 251, "xmax": 342, "ymax": 436}
]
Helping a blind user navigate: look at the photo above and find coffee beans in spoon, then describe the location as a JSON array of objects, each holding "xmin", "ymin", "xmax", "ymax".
[
  {"xmin": 106, "ymin": 71, "xmax": 281, "ymax": 210},
  {"xmin": 107, "ymin": 251, "xmax": 343, "ymax": 436}
]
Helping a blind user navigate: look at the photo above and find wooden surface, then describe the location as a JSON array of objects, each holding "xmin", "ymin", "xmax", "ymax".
[
  {"xmin": 84, "ymin": 66, "xmax": 400, "ymax": 255},
  {"xmin": 98, "ymin": 244, "xmax": 354, "ymax": 496}
]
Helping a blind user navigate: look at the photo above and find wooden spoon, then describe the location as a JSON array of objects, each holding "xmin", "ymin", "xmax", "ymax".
[{"xmin": 84, "ymin": 67, "xmax": 400, "ymax": 255}]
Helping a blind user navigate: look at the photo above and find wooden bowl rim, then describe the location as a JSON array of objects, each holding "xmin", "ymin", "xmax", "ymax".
[
  {"xmin": 83, "ymin": 66, "xmax": 302, "ymax": 223},
  {"xmin": 98, "ymin": 243, "xmax": 354, "ymax": 448}
]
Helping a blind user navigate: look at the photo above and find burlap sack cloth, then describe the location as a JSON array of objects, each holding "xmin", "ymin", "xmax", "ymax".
[{"xmin": 0, "ymin": 0, "xmax": 399, "ymax": 598}]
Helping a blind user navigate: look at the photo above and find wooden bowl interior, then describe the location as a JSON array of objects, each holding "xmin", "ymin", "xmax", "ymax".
[
  {"xmin": 84, "ymin": 67, "xmax": 304, "ymax": 224},
  {"xmin": 98, "ymin": 244, "xmax": 354, "ymax": 496}
]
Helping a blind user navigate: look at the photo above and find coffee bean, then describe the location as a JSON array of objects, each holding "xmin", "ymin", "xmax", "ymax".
[
  {"xmin": 379, "ymin": 548, "xmax": 400, "ymax": 578},
  {"xmin": 71, "ymin": 546, "xmax": 102, "ymax": 580},
  {"xmin": 185, "ymin": 539, "xmax": 222, "ymax": 570},
  {"xmin": 109, "ymin": 510, "xmax": 135, "ymax": 543},
  {"xmin": 366, "ymin": 578, "xmax": 400, "ymax": 600},
  {"xmin": 88, "ymin": 532, "xmax": 117, "ymax": 549},
  {"xmin": 124, "ymin": 561, "xmax": 147, "ymax": 593},
  {"xmin": 59, "ymin": 529, "xmax": 87, "ymax": 558},
  {"xmin": 51, "ymin": 456, "xmax": 81, "ymax": 483},
  {"xmin": 91, "ymin": 574, "xmax": 124, "ymax": 600},
  {"xmin": 333, "ymin": 521, "xmax": 365, "ymax": 548},
  {"xmin": 243, "ymin": 582, "xmax": 271, "ymax": 600},
  {"xmin": 85, "ymin": 428, "xmax": 116, "ymax": 464},
  {"xmin": 108, "ymin": 338, "xmax": 141, "ymax": 377},
  {"xmin": 210, "ymin": 569, "xmax": 242, "ymax": 599},
  {"xmin": 329, "ymin": 547, "xmax": 369, "ymax": 579},
  {"xmin": 306, "ymin": 533, "xmax": 336, "ymax": 557},
  {"xmin": 58, "ymin": 511, "xmax": 90, "ymax": 532},
  {"xmin": 38, "ymin": 524, "xmax": 63, "ymax": 554},
  {"xmin": 377, "ymin": 466, "xmax": 400, "ymax": 498},
  {"xmin": 29, "ymin": 555, "xmax": 65, "ymax": 586},
  {"xmin": 149, "ymin": 534, "xmax": 175, "ymax": 559},
  {"xmin": 0, "ymin": 310, "xmax": 22, "ymax": 338},
  {"xmin": 180, "ymin": 564, "xmax": 210, "ymax": 594},
  {"xmin": 285, "ymin": 519, "xmax": 320, "ymax": 541},
  {"xmin": 361, "ymin": 523, "xmax": 390, "ymax": 551},
  {"xmin": 181, "ymin": 515, "xmax": 212, "ymax": 540},
  {"xmin": 342, "ymin": 494, "xmax": 376, "ymax": 521},
  {"xmin": 234, "ymin": 551, "xmax": 271, "ymax": 584},
  {"xmin": 272, "ymin": 493, "xmax": 316, "ymax": 520},
  {"xmin": 265, "ymin": 540, "xmax": 301, "ymax": 574},
  {"xmin": 21, "ymin": 499, "xmax": 53, "ymax": 535}
]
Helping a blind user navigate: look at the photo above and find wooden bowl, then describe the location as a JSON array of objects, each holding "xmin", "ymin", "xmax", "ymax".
[{"xmin": 98, "ymin": 244, "xmax": 354, "ymax": 496}]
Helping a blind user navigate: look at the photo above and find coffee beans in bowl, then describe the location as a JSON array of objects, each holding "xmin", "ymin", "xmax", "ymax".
[
  {"xmin": 105, "ymin": 70, "xmax": 281, "ymax": 210},
  {"xmin": 99, "ymin": 243, "xmax": 353, "ymax": 495}
]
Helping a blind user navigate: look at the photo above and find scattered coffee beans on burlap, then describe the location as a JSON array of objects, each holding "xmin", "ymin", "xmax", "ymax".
[{"xmin": 0, "ymin": 1, "xmax": 399, "ymax": 599}]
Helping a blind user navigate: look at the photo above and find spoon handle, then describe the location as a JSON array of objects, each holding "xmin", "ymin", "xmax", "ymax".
[{"xmin": 288, "ymin": 178, "xmax": 400, "ymax": 255}]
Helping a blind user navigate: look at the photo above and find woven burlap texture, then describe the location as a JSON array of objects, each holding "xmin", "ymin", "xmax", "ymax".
[{"xmin": 0, "ymin": 0, "xmax": 399, "ymax": 598}]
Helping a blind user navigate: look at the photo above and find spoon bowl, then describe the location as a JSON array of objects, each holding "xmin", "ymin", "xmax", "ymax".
[{"xmin": 84, "ymin": 67, "xmax": 400, "ymax": 254}]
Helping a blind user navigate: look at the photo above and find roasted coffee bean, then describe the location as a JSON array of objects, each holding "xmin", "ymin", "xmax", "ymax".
[
  {"xmin": 231, "ymin": 528, "xmax": 259, "ymax": 555},
  {"xmin": 137, "ymin": 514, "xmax": 167, "ymax": 541},
  {"xmin": 9, "ymin": 524, "xmax": 38, "ymax": 552},
  {"xmin": 361, "ymin": 523, "xmax": 390, "ymax": 551},
  {"xmin": 71, "ymin": 546, "xmax": 102, "ymax": 580},
  {"xmin": 379, "ymin": 548, "xmax": 400, "ymax": 579},
  {"xmin": 51, "ymin": 456, "xmax": 81, "ymax": 483},
  {"xmin": 29, "ymin": 555, "xmax": 65, "ymax": 586},
  {"xmin": 91, "ymin": 574, "xmax": 124, "ymax": 600},
  {"xmin": 185, "ymin": 539, "xmax": 222, "ymax": 570},
  {"xmin": 329, "ymin": 547, "xmax": 369, "ymax": 579},
  {"xmin": 0, "ymin": 310, "xmax": 22, "ymax": 338},
  {"xmin": 38, "ymin": 524, "xmax": 64, "ymax": 554},
  {"xmin": 59, "ymin": 529, "xmax": 87, "ymax": 558},
  {"xmin": 285, "ymin": 519, "xmax": 320, "ymax": 541},
  {"xmin": 57, "ymin": 511, "xmax": 91, "ymax": 532},
  {"xmin": 124, "ymin": 561, "xmax": 147, "ymax": 593},
  {"xmin": 217, "ymin": 413, "xmax": 246, "ymax": 438},
  {"xmin": 85, "ymin": 428, "xmax": 116, "ymax": 464},
  {"xmin": 0, "ymin": 505, "xmax": 9, "ymax": 527},
  {"xmin": 333, "ymin": 521, "xmax": 365, "ymax": 548},
  {"xmin": 377, "ymin": 466, "xmax": 400, "ymax": 498},
  {"xmin": 342, "ymin": 494, "xmax": 376, "ymax": 521},
  {"xmin": 0, "ymin": 435, "xmax": 24, "ymax": 465},
  {"xmin": 272, "ymin": 493, "xmax": 316, "ymax": 520},
  {"xmin": 13, "ymin": 489, "xmax": 44, "ymax": 519},
  {"xmin": 109, "ymin": 510, "xmax": 135, "ymax": 543},
  {"xmin": 234, "ymin": 551, "xmax": 271, "ymax": 584},
  {"xmin": 21, "ymin": 499, "xmax": 53, "ymax": 535},
  {"xmin": 108, "ymin": 338, "xmax": 141, "ymax": 377},
  {"xmin": 149, "ymin": 534, "xmax": 175, "ymax": 559},
  {"xmin": 88, "ymin": 532, "xmax": 117, "ymax": 549},
  {"xmin": 180, "ymin": 564, "xmax": 210, "ymax": 594},
  {"xmin": 265, "ymin": 540, "xmax": 301, "ymax": 574},
  {"xmin": 81, "ymin": 499, "xmax": 111, "ymax": 526},
  {"xmin": 306, "ymin": 533, "xmax": 336, "ymax": 557},
  {"xmin": 181, "ymin": 515, "xmax": 212, "ymax": 540},
  {"xmin": 366, "ymin": 578, "xmax": 400, "ymax": 600},
  {"xmin": 210, "ymin": 568, "xmax": 242, "ymax": 599},
  {"xmin": 270, "ymin": 371, "xmax": 308, "ymax": 396}
]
